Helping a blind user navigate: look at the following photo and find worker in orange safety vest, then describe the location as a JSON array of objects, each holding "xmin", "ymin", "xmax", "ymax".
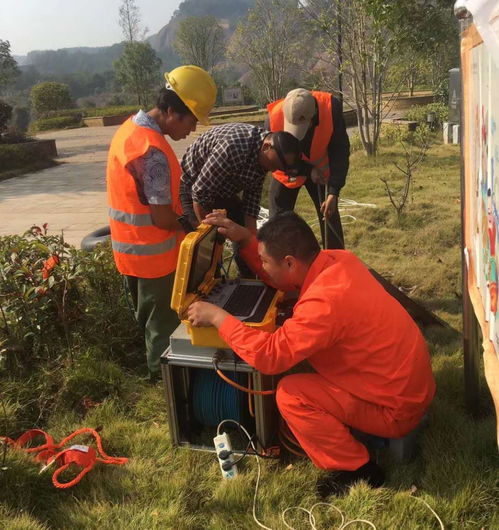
[
  {"xmin": 266, "ymin": 89, "xmax": 350, "ymax": 250},
  {"xmin": 106, "ymin": 65, "xmax": 216, "ymax": 381},
  {"xmin": 187, "ymin": 211, "xmax": 435, "ymax": 497}
]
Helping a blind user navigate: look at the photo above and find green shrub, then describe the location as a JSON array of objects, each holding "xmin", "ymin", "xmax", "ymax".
[
  {"xmin": 0, "ymin": 230, "xmax": 141, "ymax": 427},
  {"xmin": 349, "ymin": 132, "xmax": 363, "ymax": 152},
  {"xmin": 30, "ymin": 82, "xmax": 73, "ymax": 114},
  {"xmin": 29, "ymin": 115, "xmax": 82, "ymax": 132},
  {"xmin": 380, "ymin": 123, "xmax": 413, "ymax": 145},
  {"xmin": 38, "ymin": 108, "xmax": 83, "ymax": 120},
  {"xmin": 405, "ymin": 102, "xmax": 449, "ymax": 128},
  {"xmin": 0, "ymin": 229, "xmax": 139, "ymax": 375},
  {"xmin": 31, "ymin": 106, "xmax": 139, "ymax": 123},
  {"xmin": 82, "ymin": 105, "xmax": 140, "ymax": 118},
  {"xmin": 0, "ymin": 143, "xmax": 42, "ymax": 171}
]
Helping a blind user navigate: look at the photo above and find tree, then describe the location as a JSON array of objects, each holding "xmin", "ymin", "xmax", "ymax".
[
  {"xmin": 118, "ymin": 0, "xmax": 144, "ymax": 42},
  {"xmin": 0, "ymin": 40, "xmax": 19, "ymax": 91},
  {"xmin": 300, "ymin": 0, "xmax": 457, "ymax": 156},
  {"xmin": 30, "ymin": 82, "xmax": 73, "ymax": 114},
  {"xmin": 174, "ymin": 16, "xmax": 225, "ymax": 73},
  {"xmin": 228, "ymin": 0, "xmax": 312, "ymax": 104},
  {"xmin": 301, "ymin": 0, "xmax": 402, "ymax": 156},
  {"xmin": 384, "ymin": 0, "xmax": 459, "ymax": 101},
  {"xmin": 380, "ymin": 125, "xmax": 431, "ymax": 221},
  {"xmin": 115, "ymin": 0, "xmax": 158, "ymax": 106},
  {"xmin": 114, "ymin": 42, "xmax": 161, "ymax": 106}
]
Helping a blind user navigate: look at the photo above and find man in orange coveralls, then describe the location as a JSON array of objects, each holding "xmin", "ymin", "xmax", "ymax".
[{"xmin": 187, "ymin": 211, "xmax": 435, "ymax": 497}]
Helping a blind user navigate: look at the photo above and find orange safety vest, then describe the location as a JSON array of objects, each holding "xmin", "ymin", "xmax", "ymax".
[
  {"xmin": 267, "ymin": 91, "xmax": 334, "ymax": 188},
  {"xmin": 106, "ymin": 117, "xmax": 183, "ymax": 278}
]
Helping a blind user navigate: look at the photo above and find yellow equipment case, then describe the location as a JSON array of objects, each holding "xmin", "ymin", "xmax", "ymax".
[{"xmin": 171, "ymin": 223, "xmax": 282, "ymax": 348}]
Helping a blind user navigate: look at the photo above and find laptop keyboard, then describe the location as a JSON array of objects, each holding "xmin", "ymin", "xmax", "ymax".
[{"xmin": 223, "ymin": 284, "xmax": 266, "ymax": 316}]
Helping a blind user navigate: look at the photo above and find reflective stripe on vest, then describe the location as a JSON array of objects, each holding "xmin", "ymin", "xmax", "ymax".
[
  {"xmin": 111, "ymin": 236, "xmax": 177, "ymax": 255},
  {"xmin": 312, "ymin": 154, "xmax": 328, "ymax": 172},
  {"xmin": 108, "ymin": 207, "xmax": 154, "ymax": 226},
  {"xmin": 267, "ymin": 91, "xmax": 334, "ymax": 189}
]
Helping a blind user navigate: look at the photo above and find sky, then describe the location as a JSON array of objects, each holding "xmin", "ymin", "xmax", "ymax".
[{"xmin": 0, "ymin": 0, "xmax": 183, "ymax": 56}]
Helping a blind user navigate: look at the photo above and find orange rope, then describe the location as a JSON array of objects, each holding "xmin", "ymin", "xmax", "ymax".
[
  {"xmin": 50, "ymin": 429, "xmax": 127, "ymax": 489},
  {"xmin": 214, "ymin": 368, "xmax": 276, "ymax": 395},
  {"xmin": 2, "ymin": 427, "xmax": 127, "ymax": 489},
  {"xmin": 1, "ymin": 429, "xmax": 57, "ymax": 462},
  {"xmin": 55, "ymin": 428, "xmax": 127, "ymax": 465}
]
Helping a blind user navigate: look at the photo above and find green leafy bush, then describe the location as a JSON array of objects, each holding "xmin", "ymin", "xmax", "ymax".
[
  {"xmin": 0, "ymin": 228, "xmax": 139, "ymax": 374},
  {"xmin": 37, "ymin": 108, "xmax": 83, "ymax": 120},
  {"xmin": 82, "ymin": 105, "xmax": 139, "ymax": 118},
  {"xmin": 0, "ymin": 229, "xmax": 141, "ymax": 429},
  {"xmin": 380, "ymin": 123, "xmax": 413, "ymax": 145},
  {"xmin": 27, "ymin": 106, "xmax": 138, "ymax": 132},
  {"xmin": 405, "ymin": 102, "xmax": 449, "ymax": 128},
  {"xmin": 29, "ymin": 115, "xmax": 82, "ymax": 132},
  {"xmin": 349, "ymin": 132, "xmax": 363, "ymax": 152},
  {"xmin": 30, "ymin": 82, "xmax": 73, "ymax": 114},
  {"xmin": 0, "ymin": 143, "xmax": 42, "ymax": 170}
]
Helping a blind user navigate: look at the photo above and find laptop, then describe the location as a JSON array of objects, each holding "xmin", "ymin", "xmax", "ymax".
[{"xmin": 171, "ymin": 223, "xmax": 282, "ymax": 347}]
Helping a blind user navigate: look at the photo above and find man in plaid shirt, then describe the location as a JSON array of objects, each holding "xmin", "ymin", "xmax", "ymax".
[{"xmin": 180, "ymin": 122, "xmax": 301, "ymax": 234}]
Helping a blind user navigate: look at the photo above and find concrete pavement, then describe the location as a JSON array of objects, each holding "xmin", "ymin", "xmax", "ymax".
[{"xmin": 0, "ymin": 124, "xmax": 209, "ymax": 247}]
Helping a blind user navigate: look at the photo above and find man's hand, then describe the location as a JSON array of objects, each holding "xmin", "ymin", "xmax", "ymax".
[
  {"xmin": 245, "ymin": 214, "xmax": 257, "ymax": 236},
  {"xmin": 150, "ymin": 204, "xmax": 182, "ymax": 232},
  {"xmin": 203, "ymin": 212, "xmax": 252, "ymax": 245},
  {"xmin": 311, "ymin": 167, "xmax": 328, "ymax": 185},
  {"xmin": 187, "ymin": 301, "xmax": 228, "ymax": 328},
  {"xmin": 320, "ymin": 194, "xmax": 339, "ymax": 219}
]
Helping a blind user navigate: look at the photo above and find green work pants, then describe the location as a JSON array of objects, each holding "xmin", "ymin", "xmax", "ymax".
[{"xmin": 125, "ymin": 273, "xmax": 179, "ymax": 375}]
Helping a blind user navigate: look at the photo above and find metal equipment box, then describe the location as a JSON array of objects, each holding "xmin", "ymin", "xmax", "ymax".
[{"xmin": 161, "ymin": 323, "xmax": 279, "ymax": 453}]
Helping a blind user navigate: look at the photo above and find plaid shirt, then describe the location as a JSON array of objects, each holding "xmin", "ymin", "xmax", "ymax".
[{"xmin": 180, "ymin": 123, "xmax": 269, "ymax": 218}]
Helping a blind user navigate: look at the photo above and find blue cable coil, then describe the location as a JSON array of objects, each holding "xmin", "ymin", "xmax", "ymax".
[{"xmin": 192, "ymin": 368, "xmax": 244, "ymax": 426}]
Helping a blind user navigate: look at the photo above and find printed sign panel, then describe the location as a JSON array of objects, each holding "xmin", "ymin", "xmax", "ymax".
[{"xmin": 462, "ymin": 21, "xmax": 499, "ymax": 441}]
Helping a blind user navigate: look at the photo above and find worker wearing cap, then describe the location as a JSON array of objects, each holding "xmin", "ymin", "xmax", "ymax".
[
  {"xmin": 179, "ymin": 124, "xmax": 302, "ymax": 275},
  {"xmin": 106, "ymin": 65, "xmax": 216, "ymax": 380},
  {"xmin": 266, "ymin": 89, "xmax": 350, "ymax": 249},
  {"xmin": 187, "ymin": 211, "xmax": 435, "ymax": 497}
]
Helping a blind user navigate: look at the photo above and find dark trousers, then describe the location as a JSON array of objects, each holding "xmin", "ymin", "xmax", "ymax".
[
  {"xmin": 125, "ymin": 273, "xmax": 179, "ymax": 375},
  {"xmin": 179, "ymin": 183, "xmax": 255, "ymax": 277},
  {"xmin": 212, "ymin": 195, "xmax": 255, "ymax": 278},
  {"xmin": 269, "ymin": 177, "xmax": 345, "ymax": 250}
]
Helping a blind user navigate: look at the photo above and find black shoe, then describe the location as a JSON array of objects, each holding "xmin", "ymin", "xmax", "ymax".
[{"xmin": 317, "ymin": 461, "xmax": 385, "ymax": 498}]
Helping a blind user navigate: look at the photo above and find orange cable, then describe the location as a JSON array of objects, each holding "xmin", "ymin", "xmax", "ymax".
[
  {"xmin": 214, "ymin": 368, "xmax": 275, "ymax": 395},
  {"xmin": 248, "ymin": 374, "xmax": 255, "ymax": 417}
]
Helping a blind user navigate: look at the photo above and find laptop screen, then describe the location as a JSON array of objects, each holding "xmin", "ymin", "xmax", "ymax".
[{"xmin": 186, "ymin": 227, "xmax": 217, "ymax": 293}]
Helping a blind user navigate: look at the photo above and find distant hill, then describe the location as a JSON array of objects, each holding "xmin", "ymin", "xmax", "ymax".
[
  {"xmin": 22, "ymin": 44, "xmax": 125, "ymax": 76},
  {"xmin": 16, "ymin": 0, "xmax": 254, "ymax": 76},
  {"xmin": 148, "ymin": 0, "xmax": 253, "ymax": 68}
]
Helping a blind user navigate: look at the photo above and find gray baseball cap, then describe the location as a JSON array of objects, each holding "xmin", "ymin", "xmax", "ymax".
[{"xmin": 283, "ymin": 88, "xmax": 316, "ymax": 140}]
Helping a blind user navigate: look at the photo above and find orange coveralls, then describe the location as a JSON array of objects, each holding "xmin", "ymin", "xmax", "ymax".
[{"xmin": 218, "ymin": 239, "xmax": 436, "ymax": 470}]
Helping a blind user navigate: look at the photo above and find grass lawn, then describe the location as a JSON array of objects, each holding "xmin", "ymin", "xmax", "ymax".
[{"xmin": 1, "ymin": 138, "xmax": 497, "ymax": 529}]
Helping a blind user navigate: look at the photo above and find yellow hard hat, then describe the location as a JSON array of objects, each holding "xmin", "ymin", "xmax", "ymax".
[{"xmin": 164, "ymin": 65, "xmax": 217, "ymax": 125}]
